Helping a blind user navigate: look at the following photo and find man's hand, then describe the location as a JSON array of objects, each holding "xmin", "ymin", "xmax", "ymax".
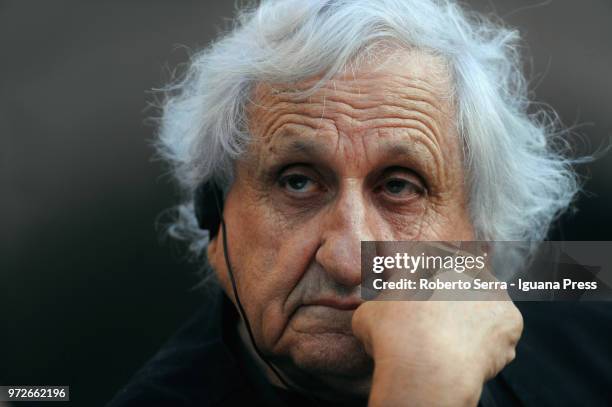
[{"xmin": 352, "ymin": 297, "xmax": 523, "ymax": 406}]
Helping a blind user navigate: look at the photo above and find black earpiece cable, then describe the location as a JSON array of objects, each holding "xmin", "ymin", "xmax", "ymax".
[
  {"xmin": 213, "ymin": 190, "xmax": 321, "ymax": 405},
  {"xmin": 219, "ymin": 217, "xmax": 292, "ymax": 388}
]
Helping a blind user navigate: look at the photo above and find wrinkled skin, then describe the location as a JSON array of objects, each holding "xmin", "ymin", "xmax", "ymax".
[{"xmin": 207, "ymin": 50, "xmax": 521, "ymax": 403}]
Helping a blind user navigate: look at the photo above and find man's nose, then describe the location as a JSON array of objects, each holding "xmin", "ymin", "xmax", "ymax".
[{"xmin": 315, "ymin": 184, "xmax": 378, "ymax": 287}]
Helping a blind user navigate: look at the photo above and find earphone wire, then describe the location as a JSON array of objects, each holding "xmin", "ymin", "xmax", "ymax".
[
  {"xmin": 214, "ymin": 190, "xmax": 321, "ymax": 406},
  {"xmin": 219, "ymin": 217, "xmax": 291, "ymax": 387}
]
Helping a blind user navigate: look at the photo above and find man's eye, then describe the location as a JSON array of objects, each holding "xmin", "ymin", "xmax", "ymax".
[
  {"xmin": 382, "ymin": 178, "xmax": 422, "ymax": 197},
  {"xmin": 279, "ymin": 174, "xmax": 316, "ymax": 193}
]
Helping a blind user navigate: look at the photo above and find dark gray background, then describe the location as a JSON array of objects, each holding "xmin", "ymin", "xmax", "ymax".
[{"xmin": 1, "ymin": 1, "xmax": 611, "ymax": 406}]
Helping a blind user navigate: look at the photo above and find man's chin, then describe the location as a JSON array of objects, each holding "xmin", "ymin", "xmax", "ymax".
[{"xmin": 288, "ymin": 332, "xmax": 373, "ymax": 378}]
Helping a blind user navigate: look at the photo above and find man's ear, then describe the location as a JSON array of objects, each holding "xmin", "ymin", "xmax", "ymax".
[
  {"xmin": 206, "ymin": 232, "xmax": 233, "ymax": 296},
  {"xmin": 207, "ymin": 235, "xmax": 221, "ymax": 272}
]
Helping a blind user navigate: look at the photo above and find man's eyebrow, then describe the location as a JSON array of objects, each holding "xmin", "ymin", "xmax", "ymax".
[
  {"xmin": 275, "ymin": 139, "xmax": 327, "ymax": 157},
  {"xmin": 274, "ymin": 138, "xmax": 426, "ymax": 162},
  {"xmin": 384, "ymin": 144, "xmax": 416, "ymax": 158}
]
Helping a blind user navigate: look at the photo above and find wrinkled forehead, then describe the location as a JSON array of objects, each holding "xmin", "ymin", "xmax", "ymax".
[
  {"xmin": 248, "ymin": 48, "xmax": 453, "ymax": 115},
  {"xmin": 242, "ymin": 48, "xmax": 458, "ymax": 169}
]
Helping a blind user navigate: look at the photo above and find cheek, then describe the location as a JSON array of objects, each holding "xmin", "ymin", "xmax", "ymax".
[
  {"xmin": 416, "ymin": 195, "xmax": 475, "ymax": 240},
  {"xmin": 384, "ymin": 190, "xmax": 474, "ymax": 240},
  {"xmin": 222, "ymin": 184, "xmax": 323, "ymax": 348}
]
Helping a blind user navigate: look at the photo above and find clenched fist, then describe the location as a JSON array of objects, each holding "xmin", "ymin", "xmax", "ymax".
[{"xmin": 352, "ymin": 296, "xmax": 523, "ymax": 406}]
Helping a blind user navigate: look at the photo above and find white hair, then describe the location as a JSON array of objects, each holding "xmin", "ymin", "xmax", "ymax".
[{"xmin": 155, "ymin": 0, "xmax": 580, "ymax": 268}]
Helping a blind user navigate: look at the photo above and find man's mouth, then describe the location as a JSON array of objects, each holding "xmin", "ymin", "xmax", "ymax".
[{"xmin": 305, "ymin": 297, "xmax": 363, "ymax": 311}]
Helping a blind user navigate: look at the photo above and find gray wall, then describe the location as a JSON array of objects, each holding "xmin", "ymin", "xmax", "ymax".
[{"xmin": 1, "ymin": 1, "xmax": 611, "ymax": 405}]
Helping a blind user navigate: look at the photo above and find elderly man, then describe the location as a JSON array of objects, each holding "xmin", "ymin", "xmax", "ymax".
[{"xmin": 109, "ymin": 0, "xmax": 611, "ymax": 406}]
